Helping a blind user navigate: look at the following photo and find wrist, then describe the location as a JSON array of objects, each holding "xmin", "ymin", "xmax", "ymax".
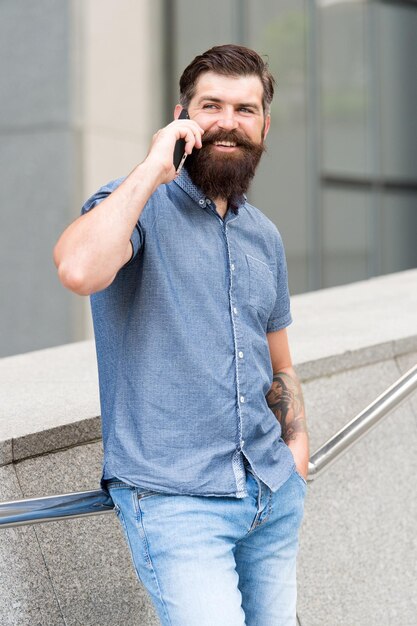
[
  {"xmin": 140, "ymin": 152, "xmax": 175, "ymax": 188},
  {"xmin": 132, "ymin": 159, "xmax": 165, "ymax": 193},
  {"xmin": 287, "ymin": 437, "xmax": 309, "ymax": 478}
]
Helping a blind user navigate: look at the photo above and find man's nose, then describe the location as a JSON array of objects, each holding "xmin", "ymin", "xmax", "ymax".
[{"xmin": 217, "ymin": 111, "xmax": 238, "ymax": 131}]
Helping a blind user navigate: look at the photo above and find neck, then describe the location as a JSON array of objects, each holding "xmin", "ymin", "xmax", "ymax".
[{"xmin": 214, "ymin": 198, "xmax": 228, "ymax": 219}]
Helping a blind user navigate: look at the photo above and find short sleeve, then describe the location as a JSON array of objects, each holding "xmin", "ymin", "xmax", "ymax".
[
  {"xmin": 81, "ymin": 177, "xmax": 144, "ymax": 267},
  {"xmin": 266, "ymin": 230, "xmax": 292, "ymax": 333}
]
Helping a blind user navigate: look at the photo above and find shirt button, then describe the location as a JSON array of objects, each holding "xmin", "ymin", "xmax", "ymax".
[
  {"xmin": 231, "ymin": 264, "xmax": 235, "ymax": 271},
  {"xmin": 233, "ymin": 307, "xmax": 238, "ymax": 315},
  {"xmin": 238, "ymin": 351, "xmax": 244, "ymax": 359},
  {"xmin": 198, "ymin": 199, "xmax": 205, "ymax": 206},
  {"xmin": 240, "ymin": 395, "xmax": 245, "ymax": 404},
  {"xmin": 240, "ymin": 440, "xmax": 245, "ymax": 448},
  {"xmin": 206, "ymin": 199, "xmax": 211, "ymax": 205}
]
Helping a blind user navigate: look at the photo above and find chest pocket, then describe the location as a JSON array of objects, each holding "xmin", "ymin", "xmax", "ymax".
[{"xmin": 246, "ymin": 254, "xmax": 277, "ymax": 320}]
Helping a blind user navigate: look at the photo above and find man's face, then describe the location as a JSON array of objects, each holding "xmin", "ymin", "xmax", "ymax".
[
  {"xmin": 175, "ymin": 72, "xmax": 271, "ymax": 204},
  {"xmin": 184, "ymin": 71, "xmax": 270, "ymax": 146}
]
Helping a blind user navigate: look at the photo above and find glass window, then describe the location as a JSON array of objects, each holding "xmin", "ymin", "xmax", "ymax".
[
  {"xmin": 380, "ymin": 191, "xmax": 417, "ymax": 273},
  {"xmin": 320, "ymin": 1, "xmax": 370, "ymax": 177},
  {"xmin": 247, "ymin": 0, "xmax": 309, "ymax": 293},
  {"xmin": 378, "ymin": 2, "xmax": 417, "ymax": 180},
  {"xmin": 322, "ymin": 188, "xmax": 371, "ymax": 288}
]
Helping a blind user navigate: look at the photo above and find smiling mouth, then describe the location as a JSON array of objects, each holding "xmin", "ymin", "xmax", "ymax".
[{"xmin": 213, "ymin": 141, "xmax": 238, "ymax": 148}]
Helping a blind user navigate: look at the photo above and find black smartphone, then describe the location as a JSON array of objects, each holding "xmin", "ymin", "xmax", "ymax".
[{"xmin": 173, "ymin": 109, "xmax": 189, "ymax": 173}]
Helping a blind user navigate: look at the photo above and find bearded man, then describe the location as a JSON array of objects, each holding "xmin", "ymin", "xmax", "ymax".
[{"xmin": 54, "ymin": 44, "xmax": 309, "ymax": 626}]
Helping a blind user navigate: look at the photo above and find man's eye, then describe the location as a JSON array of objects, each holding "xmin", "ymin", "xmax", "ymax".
[
  {"xmin": 239, "ymin": 107, "xmax": 253, "ymax": 114},
  {"xmin": 203, "ymin": 104, "xmax": 219, "ymax": 110}
]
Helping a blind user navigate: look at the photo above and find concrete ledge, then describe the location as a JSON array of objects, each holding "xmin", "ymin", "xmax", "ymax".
[
  {"xmin": 1, "ymin": 341, "xmax": 100, "ymax": 465},
  {"xmin": 295, "ymin": 335, "xmax": 417, "ymax": 381},
  {"xmin": 288, "ymin": 268, "xmax": 417, "ymax": 379},
  {"xmin": 1, "ymin": 269, "xmax": 416, "ymax": 464}
]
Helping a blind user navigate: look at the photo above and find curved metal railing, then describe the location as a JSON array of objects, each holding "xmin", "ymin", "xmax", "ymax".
[{"xmin": 1, "ymin": 364, "xmax": 416, "ymax": 528}]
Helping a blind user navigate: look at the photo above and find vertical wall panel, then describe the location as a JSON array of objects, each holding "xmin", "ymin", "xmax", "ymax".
[
  {"xmin": 320, "ymin": 2, "xmax": 370, "ymax": 176},
  {"xmin": 0, "ymin": 1, "xmax": 74, "ymax": 357},
  {"xmin": 247, "ymin": 0, "xmax": 309, "ymax": 293},
  {"xmin": 378, "ymin": 3, "xmax": 417, "ymax": 180}
]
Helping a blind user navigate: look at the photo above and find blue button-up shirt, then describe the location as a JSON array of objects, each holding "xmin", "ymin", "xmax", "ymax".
[{"xmin": 82, "ymin": 170, "xmax": 295, "ymax": 498}]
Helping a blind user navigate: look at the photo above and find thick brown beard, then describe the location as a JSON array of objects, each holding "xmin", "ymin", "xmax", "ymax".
[{"xmin": 184, "ymin": 129, "xmax": 265, "ymax": 209}]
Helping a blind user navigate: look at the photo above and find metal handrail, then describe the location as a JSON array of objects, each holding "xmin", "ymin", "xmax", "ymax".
[
  {"xmin": 1, "ymin": 364, "xmax": 416, "ymax": 528},
  {"xmin": 307, "ymin": 363, "xmax": 417, "ymax": 480},
  {"xmin": 0, "ymin": 489, "xmax": 114, "ymax": 528}
]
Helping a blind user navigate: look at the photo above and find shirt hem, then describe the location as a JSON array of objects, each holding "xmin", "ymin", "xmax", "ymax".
[{"xmin": 101, "ymin": 471, "xmax": 248, "ymax": 499}]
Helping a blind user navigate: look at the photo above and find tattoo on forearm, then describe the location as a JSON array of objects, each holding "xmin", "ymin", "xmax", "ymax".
[{"xmin": 266, "ymin": 371, "xmax": 307, "ymax": 443}]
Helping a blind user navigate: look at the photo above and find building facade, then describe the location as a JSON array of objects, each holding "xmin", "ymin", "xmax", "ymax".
[{"xmin": 1, "ymin": 0, "xmax": 416, "ymax": 357}]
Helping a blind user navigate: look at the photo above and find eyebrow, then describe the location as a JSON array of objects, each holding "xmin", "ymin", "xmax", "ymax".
[{"xmin": 197, "ymin": 96, "xmax": 261, "ymax": 112}]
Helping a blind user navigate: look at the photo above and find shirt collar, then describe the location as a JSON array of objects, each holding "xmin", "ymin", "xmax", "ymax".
[{"xmin": 173, "ymin": 169, "xmax": 246, "ymax": 215}]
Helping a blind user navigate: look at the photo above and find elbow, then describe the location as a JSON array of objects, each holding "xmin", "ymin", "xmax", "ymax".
[
  {"xmin": 53, "ymin": 243, "xmax": 93, "ymax": 295},
  {"xmin": 56, "ymin": 262, "xmax": 92, "ymax": 296},
  {"xmin": 53, "ymin": 242, "xmax": 117, "ymax": 295},
  {"xmin": 56, "ymin": 260, "xmax": 115, "ymax": 295}
]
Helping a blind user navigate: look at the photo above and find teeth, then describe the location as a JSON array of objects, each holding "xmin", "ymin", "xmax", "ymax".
[{"xmin": 213, "ymin": 141, "xmax": 237, "ymax": 147}]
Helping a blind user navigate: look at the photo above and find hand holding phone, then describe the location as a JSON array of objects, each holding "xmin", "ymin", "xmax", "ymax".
[{"xmin": 173, "ymin": 109, "xmax": 189, "ymax": 173}]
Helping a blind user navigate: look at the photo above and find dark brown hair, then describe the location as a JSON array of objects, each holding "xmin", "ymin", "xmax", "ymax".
[{"xmin": 179, "ymin": 44, "xmax": 275, "ymax": 113}]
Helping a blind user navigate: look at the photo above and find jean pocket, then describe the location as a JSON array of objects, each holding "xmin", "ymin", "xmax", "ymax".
[
  {"xmin": 135, "ymin": 488, "xmax": 161, "ymax": 501},
  {"xmin": 113, "ymin": 502, "xmax": 130, "ymax": 535},
  {"xmin": 294, "ymin": 469, "xmax": 308, "ymax": 488}
]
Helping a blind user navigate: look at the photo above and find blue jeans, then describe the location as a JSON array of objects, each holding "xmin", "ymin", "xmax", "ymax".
[{"xmin": 107, "ymin": 464, "xmax": 306, "ymax": 626}]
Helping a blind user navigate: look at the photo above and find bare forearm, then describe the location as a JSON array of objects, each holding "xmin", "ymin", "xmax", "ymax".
[
  {"xmin": 54, "ymin": 116, "xmax": 204, "ymax": 296},
  {"xmin": 53, "ymin": 161, "xmax": 161, "ymax": 295},
  {"xmin": 266, "ymin": 366, "xmax": 310, "ymax": 475}
]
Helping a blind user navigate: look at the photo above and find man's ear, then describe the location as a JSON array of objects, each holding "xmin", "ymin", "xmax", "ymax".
[
  {"xmin": 174, "ymin": 104, "xmax": 183, "ymax": 120},
  {"xmin": 263, "ymin": 113, "xmax": 271, "ymax": 140}
]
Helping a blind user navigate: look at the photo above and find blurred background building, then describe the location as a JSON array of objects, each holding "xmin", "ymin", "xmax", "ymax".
[{"xmin": 1, "ymin": 0, "xmax": 416, "ymax": 358}]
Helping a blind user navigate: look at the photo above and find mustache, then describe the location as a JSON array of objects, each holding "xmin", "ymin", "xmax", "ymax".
[{"xmin": 201, "ymin": 129, "xmax": 261, "ymax": 150}]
